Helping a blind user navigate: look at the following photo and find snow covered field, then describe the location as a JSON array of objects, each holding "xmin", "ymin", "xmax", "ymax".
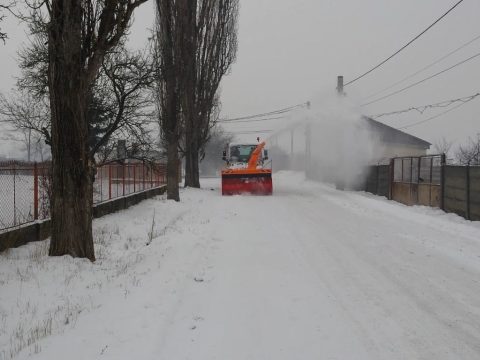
[{"xmin": 1, "ymin": 171, "xmax": 480, "ymax": 360}]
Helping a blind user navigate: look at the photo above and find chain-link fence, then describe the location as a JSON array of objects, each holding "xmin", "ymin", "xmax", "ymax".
[
  {"xmin": 0, "ymin": 162, "xmax": 50, "ymax": 231},
  {"xmin": 93, "ymin": 162, "xmax": 167, "ymax": 203},
  {"xmin": 0, "ymin": 160, "xmax": 167, "ymax": 232}
]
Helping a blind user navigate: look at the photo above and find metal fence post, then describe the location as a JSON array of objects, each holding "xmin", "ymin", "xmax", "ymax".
[
  {"xmin": 108, "ymin": 165, "xmax": 112, "ymax": 200},
  {"xmin": 13, "ymin": 162, "xmax": 16, "ymax": 226},
  {"xmin": 440, "ymin": 154, "xmax": 446, "ymax": 210},
  {"xmin": 99, "ymin": 165, "xmax": 103, "ymax": 202},
  {"xmin": 143, "ymin": 163, "xmax": 146, "ymax": 190},
  {"xmin": 389, "ymin": 158, "xmax": 394, "ymax": 200},
  {"xmin": 429, "ymin": 157, "xmax": 433, "ymax": 206},
  {"xmin": 33, "ymin": 162, "xmax": 38, "ymax": 220},
  {"xmin": 123, "ymin": 163, "xmax": 126, "ymax": 196},
  {"xmin": 466, "ymin": 164, "xmax": 471, "ymax": 220},
  {"xmin": 150, "ymin": 164, "xmax": 153, "ymax": 189},
  {"xmin": 133, "ymin": 164, "xmax": 136, "ymax": 193}
]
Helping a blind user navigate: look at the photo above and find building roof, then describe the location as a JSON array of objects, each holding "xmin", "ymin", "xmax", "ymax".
[{"xmin": 363, "ymin": 116, "xmax": 431, "ymax": 149}]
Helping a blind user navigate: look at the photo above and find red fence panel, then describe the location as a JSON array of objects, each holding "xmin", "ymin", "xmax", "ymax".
[{"xmin": 0, "ymin": 160, "xmax": 167, "ymax": 232}]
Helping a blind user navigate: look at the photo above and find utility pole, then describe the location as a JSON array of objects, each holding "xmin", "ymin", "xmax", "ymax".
[
  {"xmin": 337, "ymin": 75, "xmax": 345, "ymax": 96},
  {"xmin": 336, "ymin": 75, "xmax": 345, "ymax": 190},
  {"xmin": 290, "ymin": 129, "xmax": 294, "ymax": 156},
  {"xmin": 305, "ymin": 123, "xmax": 311, "ymax": 178}
]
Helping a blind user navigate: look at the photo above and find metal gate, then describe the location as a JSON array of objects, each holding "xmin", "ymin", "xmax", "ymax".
[{"xmin": 392, "ymin": 155, "xmax": 445, "ymax": 207}]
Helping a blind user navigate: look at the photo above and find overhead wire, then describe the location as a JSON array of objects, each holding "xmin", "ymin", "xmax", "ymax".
[
  {"xmin": 226, "ymin": 130, "xmax": 274, "ymax": 135},
  {"xmin": 220, "ymin": 102, "xmax": 308, "ymax": 122},
  {"xmin": 397, "ymin": 95, "xmax": 478, "ymax": 130},
  {"xmin": 217, "ymin": 116, "xmax": 285, "ymax": 124},
  {"xmin": 363, "ymin": 33, "xmax": 480, "ymax": 100},
  {"xmin": 360, "ymin": 50, "xmax": 480, "ymax": 107},
  {"xmin": 369, "ymin": 92, "xmax": 480, "ymax": 119},
  {"xmin": 344, "ymin": 0, "xmax": 466, "ymax": 87}
]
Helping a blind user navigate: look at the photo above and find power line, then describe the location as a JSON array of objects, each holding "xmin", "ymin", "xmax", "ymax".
[
  {"xmin": 220, "ymin": 102, "xmax": 308, "ymax": 122},
  {"xmin": 363, "ymin": 33, "xmax": 480, "ymax": 100},
  {"xmin": 360, "ymin": 50, "xmax": 480, "ymax": 107},
  {"xmin": 344, "ymin": 0, "xmax": 466, "ymax": 87},
  {"xmin": 218, "ymin": 116, "xmax": 285, "ymax": 124},
  {"xmin": 397, "ymin": 95, "xmax": 479, "ymax": 130},
  {"xmin": 227, "ymin": 129, "xmax": 274, "ymax": 135},
  {"xmin": 369, "ymin": 92, "xmax": 480, "ymax": 119}
]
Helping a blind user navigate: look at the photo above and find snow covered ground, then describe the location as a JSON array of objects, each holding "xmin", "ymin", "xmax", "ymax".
[{"xmin": 1, "ymin": 171, "xmax": 480, "ymax": 360}]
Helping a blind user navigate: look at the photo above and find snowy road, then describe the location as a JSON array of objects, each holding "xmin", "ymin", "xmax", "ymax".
[{"xmin": 3, "ymin": 172, "xmax": 480, "ymax": 360}]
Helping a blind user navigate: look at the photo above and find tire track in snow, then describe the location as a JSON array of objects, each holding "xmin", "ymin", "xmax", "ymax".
[{"xmin": 283, "ymin": 188, "xmax": 480, "ymax": 359}]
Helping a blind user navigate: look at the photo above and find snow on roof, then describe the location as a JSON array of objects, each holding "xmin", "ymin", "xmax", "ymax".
[{"xmin": 363, "ymin": 116, "xmax": 431, "ymax": 149}]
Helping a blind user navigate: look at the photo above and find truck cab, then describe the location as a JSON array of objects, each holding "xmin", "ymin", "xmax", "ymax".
[{"xmin": 223, "ymin": 143, "xmax": 269, "ymax": 167}]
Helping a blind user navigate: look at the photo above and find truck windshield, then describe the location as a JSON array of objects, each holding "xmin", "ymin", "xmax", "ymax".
[{"xmin": 230, "ymin": 145, "xmax": 257, "ymax": 162}]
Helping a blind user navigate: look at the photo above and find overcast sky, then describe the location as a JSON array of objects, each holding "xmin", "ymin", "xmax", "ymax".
[{"xmin": 1, "ymin": 0, "xmax": 479, "ymax": 157}]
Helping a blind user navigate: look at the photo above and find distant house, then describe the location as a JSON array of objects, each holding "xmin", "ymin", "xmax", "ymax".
[{"xmin": 363, "ymin": 116, "xmax": 431, "ymax": 162}]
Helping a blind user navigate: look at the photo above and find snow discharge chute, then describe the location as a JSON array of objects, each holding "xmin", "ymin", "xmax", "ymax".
[{"xmin": 221, "ymin": 141, "xmax": 273, "ymax": 195}]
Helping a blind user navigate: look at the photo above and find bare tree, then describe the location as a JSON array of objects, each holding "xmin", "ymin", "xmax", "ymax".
[
  {"xmin": 183, "ymin": 0, "xmax": 238, "ymax": 188},
  {"xmin": 199, "ymin": 124, "xmax": 233, "ymax": 176},
  {"xmin": 456, "ymin": 135, "xmax": 480, "ymax": 165},
  {"xmin": 90, "ymin": 47, "xmax": 156, "ymax": 162},
  {"xmin": 0, "ymin": 91, "xmax": 51, "ymax": 161},
  {"xmin": 0, "ymin": 2, "xmax": 15, "ymax": 43},
  {"xmin": 9, "ymin": 26, "xmax": 156, "ymax": 161},
  {"xmin": 153, "ymin": 0, "xmax": 186, "ymax": 201},
  {"xmin": 0, "ymin": 91, "xmax": 51, "ymax": 142},
  {"xmin": 433, "ymin": 136, "xmax": 453, "ymax": 157},
  {"xmin": 39, "ymin": 0, "xmax": 147, "ymax": 261}
]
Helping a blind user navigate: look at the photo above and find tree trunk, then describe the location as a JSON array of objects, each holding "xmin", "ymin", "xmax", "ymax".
[
  {"xmin": 48, "ymin": 0, "xmax": 95, "ymax": 261},
  {"xmin": 180, "ymin": 0, "xmax": 198, "ymax": 188},
  {"xmin": 184, "ymin": 130, "xmax": 201, "ymax": 188},
  {"xmin": 166, "ymin": 136, "xmax": 180, "ymax": 201}
]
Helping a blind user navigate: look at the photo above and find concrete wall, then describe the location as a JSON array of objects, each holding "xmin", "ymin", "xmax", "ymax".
[
  {"xmin": 363, "ymin": 164, "xmax": 479, "ymax": 222},
  {"xmin": 0, "ymin": 185, "xmax": 166, "ymax": 252},
  {"xmin": 444, "ymin": 166, "xmax": 480, "ymax": 221},
  {"xmin": 470, "ymin": 167, "xmax": 480, "ymax": 221}
]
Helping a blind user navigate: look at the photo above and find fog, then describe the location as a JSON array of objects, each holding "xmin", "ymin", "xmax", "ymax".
[{"xmin": 260, "ymin": 93, "xmax": 384, "ymax": 189}]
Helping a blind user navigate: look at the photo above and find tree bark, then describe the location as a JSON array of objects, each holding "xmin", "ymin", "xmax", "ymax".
[
  {"xmin": 155, "ymin": 0, "xmax": 186, "ymax": 200},
  {"xmin": 180, "ymin": 0, "xmax": 199, "ymax": 188},
  {"xmin": 181, "ymin": 0, "xmax": 238, "ymax": 188},
  {"xmin": 166, "ymin": 135, "xmax": 180, "ymax": 201},
  {"xmin": 184, "ymin": 132, "xmax": 200, "ymax": 188},
  {"xmin": 48, "ymin": 0, "xmax": 94, "ymax": 261}
]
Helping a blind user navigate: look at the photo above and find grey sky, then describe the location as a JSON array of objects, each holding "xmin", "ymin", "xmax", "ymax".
[{"xmin": 1, "ymin": 0, "xmax": 479, "ymax": 157}]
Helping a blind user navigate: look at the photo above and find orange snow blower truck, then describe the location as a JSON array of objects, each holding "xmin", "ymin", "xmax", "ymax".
[{"xmin": 221, "ymin": 141, "xmax": 272, "ymax": 195}]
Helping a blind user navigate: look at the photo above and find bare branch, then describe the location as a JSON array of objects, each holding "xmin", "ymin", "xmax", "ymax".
[{"xmin": 0, "ymin": 1, "xmax": 16, "ymax": 43}]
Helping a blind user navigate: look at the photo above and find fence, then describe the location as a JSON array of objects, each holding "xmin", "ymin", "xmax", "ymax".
[
  {"xmin": 0, "ymin": 160, "xmax": 167, "ymax": 232},
  {"xmin": 444, "ymin": 165, "xmax": 480, "ymax": 220},
  {"xmin": 391, "ymin": 155, "xmax": 444, "ymax": 208},
  {"xmin": 363, "ymin": 155, "xmax": 480, "ymax": 221},
  {"xmin": 0, "ymin": 162, "xmax": 51, "ymax": 231},
  {"xmin": 93, "ymin": 162, "xmax": 167, "ymax": 203}
]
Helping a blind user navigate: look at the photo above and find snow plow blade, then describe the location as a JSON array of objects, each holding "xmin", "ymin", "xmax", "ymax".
[{"xmin": 221, "ymin": 169, "xmax": 272, "ymax": 195}]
